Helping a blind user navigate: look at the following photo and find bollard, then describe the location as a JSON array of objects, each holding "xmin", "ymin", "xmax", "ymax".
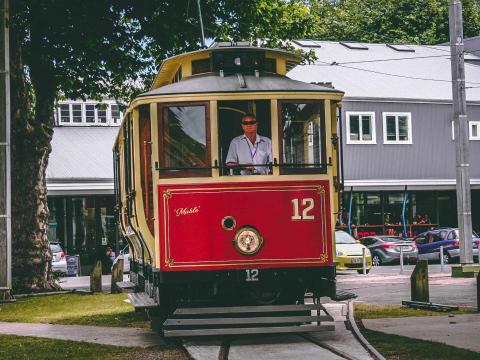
[
  {"xmin": 477, "ymin": 272, "xmax": 480, "ymax": 312},
  {"xmin": 440, "ymin": 246, "xmax": 445, "ymax": 273},
  {"xmin": 411, "ymin": 259, "xmax": 429, "ymax": 302},
  {"xmin": 362, "ymin": 248, "xmax": 367, "ymax": 275},
  {"xmin": 90, "ymin": 260, "xmax": 103, "ymax": 293},
  {"xmin": 400, "ymin": 245, "xmax": 404, "ymax": 274},
  {"xmin": 111, "ymin": 258, "xmax": 124, "ymax": 294}
]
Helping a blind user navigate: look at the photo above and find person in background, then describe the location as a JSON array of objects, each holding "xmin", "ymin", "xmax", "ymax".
[{"xmin": 105, "ymin": 245, "xmax": 116, "ymax": 273}]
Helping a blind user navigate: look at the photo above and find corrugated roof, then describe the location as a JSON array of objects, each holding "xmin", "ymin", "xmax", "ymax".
[
  {"xmin": 47, "ymin": 126, "xmax": 118, "ymax": 181},
  {"xmin": 288, "ymin": 41, "xmax": 480, "ymax": 102}
]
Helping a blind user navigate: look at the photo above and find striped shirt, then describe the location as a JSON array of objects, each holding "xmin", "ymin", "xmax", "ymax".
[{"xmin": 226, "ymin": 134, "xmax": 272, "ymax": 175}]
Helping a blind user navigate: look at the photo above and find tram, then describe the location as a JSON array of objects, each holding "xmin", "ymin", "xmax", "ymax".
[{"xmin": 113, "ymin": 42, "xmax": 344, "ymax": 336}]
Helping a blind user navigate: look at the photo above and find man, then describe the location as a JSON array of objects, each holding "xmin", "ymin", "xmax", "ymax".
[{"xmin": 226, "ymin": 113, "xmax": 272, "ymax": 175}]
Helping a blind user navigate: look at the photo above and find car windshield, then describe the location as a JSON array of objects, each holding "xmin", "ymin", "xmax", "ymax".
[
  {"xmin": 50, "ymin": 244, "xmax": 62, "ymax": 253},
  {"xmin": 335, "ymin": 231, "xmax": 357, "ymax": 244},
  {"xmin": 453, "ymin": 230, "xmax": 479, "ymax": 239}
]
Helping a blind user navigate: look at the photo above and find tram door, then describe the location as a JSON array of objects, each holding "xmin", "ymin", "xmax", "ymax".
[{"xmin": 218, "ymin": 100, "xmax": 271, "ymax": 175}]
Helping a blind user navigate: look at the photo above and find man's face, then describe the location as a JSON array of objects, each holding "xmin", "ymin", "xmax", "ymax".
[{"xmin": 241, "ymin": 116, "xmax": 258, "ymax": 136}]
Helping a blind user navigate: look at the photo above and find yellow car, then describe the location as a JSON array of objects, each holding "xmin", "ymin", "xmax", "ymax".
[{"xmin": 335, "ymin": 230, "xmax": 372, "ymax": 274}]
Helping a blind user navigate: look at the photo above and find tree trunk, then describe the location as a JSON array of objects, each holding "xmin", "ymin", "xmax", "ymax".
[{"xmin": 9, "ymin": 16, "xmax": 57, "ymax": 293}]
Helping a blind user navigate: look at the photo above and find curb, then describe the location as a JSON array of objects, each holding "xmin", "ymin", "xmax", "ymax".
[
  {"xmin": 347, "ymin": 301, "xmax": 386, "ymax": 360},
  {"xmin": 14, "ymin": 289, "xmax": 93, "ymax": 298}
]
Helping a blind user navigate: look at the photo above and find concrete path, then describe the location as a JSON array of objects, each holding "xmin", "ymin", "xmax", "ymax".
[
  {"xmin": 363, "ymin": 314, "xmax": 480, "ymax": 353},
  {"xmin": 335, "ymin": 264, "xmax": 477, "ymax": 308},
  {"xmin": 0, "ymin": 322, "xmax": 162, "ymax": 348},
  {"xmin": 59, "ymin": 274, "xmax": 129, "ymax": 292}
]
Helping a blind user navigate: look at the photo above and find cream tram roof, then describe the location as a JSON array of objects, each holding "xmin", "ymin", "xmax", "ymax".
[{"xmin": 139, "ymin": 42, "xmax": 343, "ymax": 97}]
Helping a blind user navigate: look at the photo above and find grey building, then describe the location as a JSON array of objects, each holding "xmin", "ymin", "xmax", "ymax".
[
  {"xmin": 47, "ymin": 100, "xmax": 121, "ymax": 272},
  {"xmin": 289, "ymin": 41, "xmax": 480, "ymax": 236}
]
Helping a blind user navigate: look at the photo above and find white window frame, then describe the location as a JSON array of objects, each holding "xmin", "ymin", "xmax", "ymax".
[
  {"xmin": 55, "ymin": 100, "xmax": 123, "ymax": 126},
  {"xmin": 345, "ymin": 111, "xmax": 376, "ymax": 144},
  {"xmin": 382, "ymin": 112, "xmax": 412, "ymax": 144},
  {"xmin": 469, "ymin": 121, "xmax": 480, "ymax": 140},
  {"xmin": 451, "ymin": 120, "xmax": 480, "ymax": 140}
]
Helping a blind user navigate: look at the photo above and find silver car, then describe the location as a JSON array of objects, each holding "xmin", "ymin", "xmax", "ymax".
[
  {"xmin": 50, "ymin": 243, "xmax": 67, "ymax": 274},
  {"xmin": 359, "ymin": 236, "xmax": 418, "ymax": 266}
]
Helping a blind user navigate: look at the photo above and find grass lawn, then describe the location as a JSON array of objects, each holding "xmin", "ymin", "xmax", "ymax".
[
  {"xmin": 355, "ymin": 304, "xmax": 480, "ymax": 360},
  {"xmin": 354, "ymin": 303, "xmax": 474, "ymax": 320},
  {"xmin": 0, "ymin": 293, "xmax": 149, "ymax": 328},
  {"xmin": 0, "ymin": 334, "xmax": 188, "ymax": 360}
]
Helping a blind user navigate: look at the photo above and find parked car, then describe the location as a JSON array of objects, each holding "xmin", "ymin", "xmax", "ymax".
[
  {"xmin": 359, "ymin": 236, "xmax": 418, "ymax": 266},
  {"xmin": 335, "ymin": 230, "xmax": 372, "ymax": 274},
  {"xmin": 112, "ymin": 246, "xmax": 130, "ymax": 273},
  {"xmin": 50, "ymin": 242, "xmax": 67, "ymax": 274},
  {"xmin": 413, "ymin": 228, "xmax": 480, "ymax": 264}
]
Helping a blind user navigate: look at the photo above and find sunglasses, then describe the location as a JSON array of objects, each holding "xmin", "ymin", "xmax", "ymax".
[{"xmin": 242, "ymin": 120, "xmax": 257, "ymax": 125}]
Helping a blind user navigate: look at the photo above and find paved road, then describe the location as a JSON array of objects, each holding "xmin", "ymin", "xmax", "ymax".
[{"xmin": 334, "ymin": 264, "xmax": 477, "ymax": 308}]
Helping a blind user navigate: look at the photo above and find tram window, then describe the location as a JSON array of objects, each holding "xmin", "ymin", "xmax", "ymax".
[
  {"xmin": 158, "ymin": 103, "xmax": 211, "ymax": 178},
  {"xmin": 218, "ymin": 100, "xmax": 271, "ymax": 176},
  {"xmin": 279, "ymin": 101, "xmax": 326, "ymax": 174}
]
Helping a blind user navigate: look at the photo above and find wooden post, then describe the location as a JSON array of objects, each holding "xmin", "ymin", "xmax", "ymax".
[
  {"xmin": 411, "ymin": 260, "xmax": 429, "ymax": 302},
  {"xmin": 110, "ymin": 259, "xmax": 124, "ymax": 294},
  {"xmin": 477, "ymin": 272, "xmax": 479, "ymax": 312},
  {"xmin": 90, "ymin": 260, "xmax": 102, "ymax": 293}
]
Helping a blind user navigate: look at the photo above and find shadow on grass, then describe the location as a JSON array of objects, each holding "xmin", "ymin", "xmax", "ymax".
[
  {"xmin": 52, "ymin": 311, "xmax": 150, "ymax": 328},
  {"xmin": 0, "ymin": 334, "xmax": 188, "ymax": 360}
]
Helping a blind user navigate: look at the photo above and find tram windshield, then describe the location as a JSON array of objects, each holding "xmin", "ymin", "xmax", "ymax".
[
  {"xmin": 279, "ymin": 102, "xmax": 326, "ymax": 174},
  {"xmin": 218, "ymin": 100, "xmax": 271, "ymax": 176}
]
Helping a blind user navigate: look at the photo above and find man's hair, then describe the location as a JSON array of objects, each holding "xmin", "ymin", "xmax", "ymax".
[{"xmin": 241, "ymin": 113, "xmax": 256, "ymax": 122}]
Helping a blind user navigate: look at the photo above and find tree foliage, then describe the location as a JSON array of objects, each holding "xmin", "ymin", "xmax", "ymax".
[
  {"xmin": 9, "ymin": 0, "xmax": 315, "ymax": 291},
  {"xmin": 310, "ymin": 0, "xmax": 480, "ymax": 45}
]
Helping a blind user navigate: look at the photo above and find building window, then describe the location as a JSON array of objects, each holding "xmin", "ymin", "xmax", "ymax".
[
  {"xmin": 111, "ymin": 104, "xmax": 121, "ymax": 124},
  {"xmin": 85, "ymin": 104, "xmax": 95, "ymax": 123},
  {"xmin": 383, "ymin": 112, "xmax": 412, "ymax": 144},
  {"xmin": 97, "ymin": 107, "xmax": 107, "ymax": 123},
  {"xmin": 346, "ymin": 112, "xmax": 376, "ymax": 144},
  {"xmin": 60, "ymin": 104, "xmax": 70, "ymax": 123},
  {"xmin": 470, "ymin": 121, "xmax": 480, "ymax": 140},
  {"xmin": 451, "ymin": 120, "xmax": 480, "ymax": 140},
  {"xmin": 72, "ymin": 104, "xmax": 82, "ymax": 123}
]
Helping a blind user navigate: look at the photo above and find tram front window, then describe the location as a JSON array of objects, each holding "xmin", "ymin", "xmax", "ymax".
[
  {"xmin": 218, "ymin": 100, "xmax": 272, "ymax": 176},
  {"xmin": 280, "ymin": 102, "xmax": 326, "ymax": 174},
  {"xmin": 158, "ymin": 104, "xmax": 211, "ymax": 177}
]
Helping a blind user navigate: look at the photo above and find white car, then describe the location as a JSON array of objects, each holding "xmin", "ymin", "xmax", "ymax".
[{"xmin": 50, "ymin": 243, "xmax": 67, "ymax": 274}]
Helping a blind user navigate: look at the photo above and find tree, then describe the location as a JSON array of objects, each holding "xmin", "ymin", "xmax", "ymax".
[
  {"xmin": 9, "ymin": 0, "xmax": 316, "ymax": 292},
  {"xmin": 310, "ymin": 0, "xmax": 480, "ymax": 45}
]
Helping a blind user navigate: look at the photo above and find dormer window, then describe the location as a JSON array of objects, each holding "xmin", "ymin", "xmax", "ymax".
[{"xmin": 192, "ymin": 59, "xmax": 211, "ymax": 75}]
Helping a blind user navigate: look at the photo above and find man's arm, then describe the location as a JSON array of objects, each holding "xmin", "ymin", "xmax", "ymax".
[{"xmin": 225, "ymin": 139, "xmax": 238, "ymax": 166}]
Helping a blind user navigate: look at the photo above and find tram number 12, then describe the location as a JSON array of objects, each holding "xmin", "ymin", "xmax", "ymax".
[
  {"xmin": 291, "ymin": 198, "xmax": 315, "ymax": 220},
  {"xmin": 245, "ymin": 269, "xmax": 259, "ymax": 282}
]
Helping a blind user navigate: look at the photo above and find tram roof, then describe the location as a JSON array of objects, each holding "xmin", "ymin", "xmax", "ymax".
[
  {"xmin": 140, "ymin": 73, "xmax": 342, "ymax": 98},
  {"xmin": 150, "ymin": 43, "xmax": 305, "ymax": 90}
]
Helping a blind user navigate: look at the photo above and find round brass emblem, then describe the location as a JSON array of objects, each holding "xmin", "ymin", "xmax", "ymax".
[{"xmin": 232, "ymin": 226, "xmax": 264, "ymax": 256}]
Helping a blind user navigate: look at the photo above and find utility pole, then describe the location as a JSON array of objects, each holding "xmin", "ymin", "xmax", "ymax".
[
  {"xmin": 0, "ymin": 0, "xmax": 13, "ymax": 301},
  {"xmin": 449, "ymin": 0, "xmax": 473, "ymax": 265}
]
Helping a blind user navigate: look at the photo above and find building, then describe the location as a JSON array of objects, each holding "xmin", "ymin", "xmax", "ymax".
[
  {"xmin": 289, "ymin": 40, "xmax": 480, "ymax": 236},
  {"xmin": 47, "ymin": 99, "xmax": 122, "ymax": 272}
]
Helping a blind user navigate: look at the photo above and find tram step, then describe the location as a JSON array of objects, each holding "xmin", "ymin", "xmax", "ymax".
[
  {"xmin": 116, "ymin": 281, "xmax": 136, "ymax": 292},
  {"xmin": 173, "ymin": 303, "xmax": 329, "ymax": 316},
  {"xmin": 163, "ymin": 324, "xmax": 335, "ymax": 337},
  {"xmin": 127, "ymin": 292, "xmax": 157, "ymax": 310},
  {"xmin": 163, "ymin": 303, "xmax": 335, "ymax": 337}
]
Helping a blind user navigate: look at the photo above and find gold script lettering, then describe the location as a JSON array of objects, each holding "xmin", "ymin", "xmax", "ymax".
[{"xmin": 175, "ymin": 206, "xmax": 200, "ymax": 216}]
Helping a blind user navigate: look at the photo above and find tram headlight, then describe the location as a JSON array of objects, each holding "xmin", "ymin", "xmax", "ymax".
[{"xmin": 233, "ymin": 226, "xmax": 263, "ymax": 256}]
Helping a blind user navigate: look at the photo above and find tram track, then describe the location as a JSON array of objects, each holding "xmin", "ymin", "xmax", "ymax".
[{"xmin": 181, "ymin": 302, "xmax": 377, "ymax": 360}]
